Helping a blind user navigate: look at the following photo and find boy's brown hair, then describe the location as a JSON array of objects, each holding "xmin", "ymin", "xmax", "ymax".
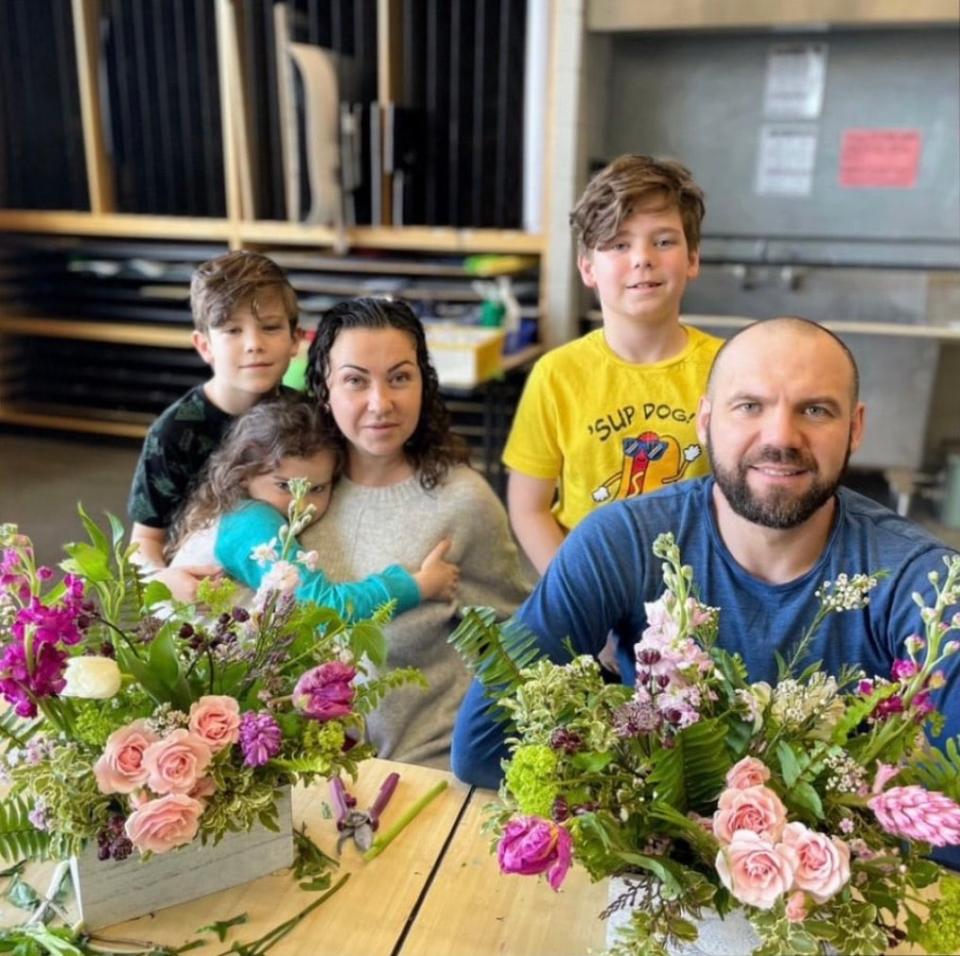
[
  {"xmin": 190, "ymin": 250, "xmax": 299, "ymax": 334},
  {"xmin": 570, "ymin": 154, "xmax": 706, "ymax": 257}
]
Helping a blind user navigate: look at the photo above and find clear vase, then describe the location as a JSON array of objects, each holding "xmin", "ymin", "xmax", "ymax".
[
  {"xmin": 69, "ymin": 787, "xmax": 294, "ymax": 929},
  {"xmin": 605, "ymin": 875, "xmax": 761, "ymax": 956}
]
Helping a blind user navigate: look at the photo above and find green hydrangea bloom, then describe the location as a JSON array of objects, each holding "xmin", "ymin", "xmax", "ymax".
[
  {"xmin": 505, "ymin": 744, "xmax": 559, "ymax": 818},
  {"xmin": 72, "ymin": 700, "xmax": 124, "ymax": 747},
  {"xmin": 915, "ymin": 874, "xmax": 960, "ymax": 954}
]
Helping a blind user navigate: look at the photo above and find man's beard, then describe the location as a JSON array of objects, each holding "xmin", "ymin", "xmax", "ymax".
[{"xmin": 707, "ymin": 435, "xmax": 851, "ymax": 530}]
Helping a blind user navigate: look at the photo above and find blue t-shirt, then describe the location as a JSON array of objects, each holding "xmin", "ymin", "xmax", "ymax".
[{"xmin": 452, "ymin": 477, "xmax": 960, "ymax": 791}]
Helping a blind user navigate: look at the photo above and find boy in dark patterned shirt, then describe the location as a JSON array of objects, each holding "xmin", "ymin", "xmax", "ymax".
[{"xmin": 128, "ymin": 250, "xmax": 300, "ymax": 600}]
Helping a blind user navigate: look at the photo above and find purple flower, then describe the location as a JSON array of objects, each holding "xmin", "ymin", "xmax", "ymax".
[
  {"xmin": 858, "ymin": 679, "xmax": 874, "ymax": 695},
  {"xmin": 292, "ymin": 662, "xmax": 357, "ymax": 720},
  {"xmin": 238, "ymin": 711, "xmax": 282, "ymax": 767},
  {"xmin": 27, "ymin": 802, "xmax": 49, "ymax": 831},
  {"xmin": 613, "ymin": 693, "xmax": 661, "ymax": 737}
]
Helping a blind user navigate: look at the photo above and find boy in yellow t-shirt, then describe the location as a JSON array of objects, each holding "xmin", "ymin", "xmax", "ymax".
[{"xmin": 504, "ymin": 154, "xmax": 723, "ymax": 575}]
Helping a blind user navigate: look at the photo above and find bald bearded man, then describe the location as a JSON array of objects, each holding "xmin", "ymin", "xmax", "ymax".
[{"xmin": 452, "ymin": 317, "xmax": 959, "ymax": 798}]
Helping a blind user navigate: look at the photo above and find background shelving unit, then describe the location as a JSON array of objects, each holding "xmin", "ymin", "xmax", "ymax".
[{"xmin": 0, "ymin": 0, "xmax": 559, "ymax": 467}]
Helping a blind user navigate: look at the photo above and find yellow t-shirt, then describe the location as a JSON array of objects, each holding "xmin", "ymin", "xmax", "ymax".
[{"xmin": 502, "ymin": 325, "xmax": 723, "ymax": 531}]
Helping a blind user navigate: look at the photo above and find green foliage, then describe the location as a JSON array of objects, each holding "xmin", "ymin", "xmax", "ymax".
[
  {"xmin": 0, "ymin": 796, "xmax": 53, "ymax": 862},
  {"xmin": 353, "ymin": 667, "xmax": 427, "ymax": 715},
  {"xmin": 349, "ymin": 619, "xmax": 389, "ymax": 668},
  {"xmin": 909, "ymin": 735, "xmax": 960, "ymax": 801},
  {"xmin": 291, "ymin": 824, "xmax": 338, "ymax": 891},
  {"xmin": 447, "ymin": 607, "xmax": 544, "ymax": 709},
  {"xmin": 646, "ymin": 718, "xmax": 730, "ymax": 812},
  {"xmin": 0, "ymin": 709, "xmax": 40, "ymax": 753}
]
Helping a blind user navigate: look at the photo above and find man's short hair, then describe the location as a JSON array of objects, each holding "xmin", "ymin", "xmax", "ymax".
[
  {"xmin": 707, "ymin": 317, "xmax": 860, "ymax": 404},
  {"xmin": 190, "ymin": 251, "xmax": 298, "ymax": 334},
  {"xmin": 569, "ymin": 154, "xmax": 706, "ymax": 257}
]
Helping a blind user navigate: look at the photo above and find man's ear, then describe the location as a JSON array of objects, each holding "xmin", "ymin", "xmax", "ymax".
[
  {"xmin": 849, "ymin": 401, "xmax": 866, "ymax": 454},
  {"xmin": 192, "ymin": 330, "xmax": 214, "ymax": 367},
  {"xmin": 577, "ymin": 252, "xmax": 597, "ymax": 289},
  {"xmin": 687, "ymin": 247, "xmax": 700, "ymax": 280},
  {"xmin": 695, "ymin": 395, "xmax": 711, "ymax": 446}
]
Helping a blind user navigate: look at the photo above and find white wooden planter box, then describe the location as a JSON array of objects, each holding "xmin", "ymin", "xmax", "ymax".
[{"xmin": 70, "ymin": 788, "xmax": 295, "ymax": 929}]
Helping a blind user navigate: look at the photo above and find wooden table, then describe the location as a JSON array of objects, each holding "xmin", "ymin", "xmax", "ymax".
[
  {"xmin": 0, "ymin": 759, "xmax": 609, "ymax": 955},
  {"xmin": 400, "ymin": 788, "xmax": 608, "ymax": 956}
]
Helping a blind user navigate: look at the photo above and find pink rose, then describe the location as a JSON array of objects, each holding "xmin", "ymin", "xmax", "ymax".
[
  {"xmin": 188, "ymin": 696, "xmax": 240, "ymax": 754},
  {"xmin": 189, "ymin": 776, "xmax": 217, "ymax": 802},
  {"xmin": 125, "ymin": 794, "xmax": 204, "ymax": 854},
  {"xmin": 777, "ymin": 822, "xmax": 851, "ymax": 903},
  {"xmin": 716, "ymin": 830, "xmax": 794, "ymax": 909},
  {"xmin": 293, "ymin": 662, "xmax": 357, "ymax": 721},
  {"xmin": 713, "ymin": 785, "xmax": 787, "ymax": 844},
  {"xmin": 94, "ymin": 719, "xmax": 161, "ymax": 794},
  {"xmin": 785, "ymin": 890, "xmax": 809, "ymax": 923},
  {"xmin": 142, "ymin": 729, "xmax": 212, "ymax": 795},
  {"xmin": 497, "ymin": 816, "xmax": 573, "ymax": 891},
  {"xmin": 725, "ymin": 757, "xmax": 771, "ymax": 791}
]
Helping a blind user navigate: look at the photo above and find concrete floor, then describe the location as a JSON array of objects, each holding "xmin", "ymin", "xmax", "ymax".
[
  {"xmin": 1, "ymin": 427, "xmax": 958, "ymax": 571},
  {"xmin": 0, "ymin": 429, "xmax": 141, "ymax": 567}
]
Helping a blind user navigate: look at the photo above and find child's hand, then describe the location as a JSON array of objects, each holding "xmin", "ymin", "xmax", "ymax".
[
  {"xmin": 151, "ymin": 564, "xmax": 222, "ymax": 603},
  {"xmin": 413, "ymin": 538, "xmax": 460, "ymax": 602}
]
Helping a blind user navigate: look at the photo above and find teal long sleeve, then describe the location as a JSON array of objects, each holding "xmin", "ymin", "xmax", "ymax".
[{"xmin": 214, "ymin": 500, "xmax": 420, "ymax": 620}]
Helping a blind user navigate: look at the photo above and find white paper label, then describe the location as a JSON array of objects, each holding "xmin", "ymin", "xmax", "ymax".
[
  {"xmin": 764, "ymin": 43, "xmax": 828, "ymax": 120},
  {"xmin": 755, "ymin": 124, "xmax": 818, "ymax": 196}
]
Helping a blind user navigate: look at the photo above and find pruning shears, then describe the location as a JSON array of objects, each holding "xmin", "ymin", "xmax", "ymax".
[{"xmin": 331, "ymin": 772, "xmax": 400, "ymax": 853}]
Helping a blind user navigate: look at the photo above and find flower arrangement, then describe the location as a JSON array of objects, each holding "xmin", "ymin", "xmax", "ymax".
[
  {"xmin": 0, "ymin": 487, "xmax": 422, "ymax": 865},
  {"xmin": 452, "ymin": 534, "xmax": 960, "ymax": 955}
]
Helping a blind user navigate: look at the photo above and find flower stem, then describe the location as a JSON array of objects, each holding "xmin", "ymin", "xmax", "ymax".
[
  {"xmin": 362, "ymin": 781, "xmax": 448, "ymax": 861},
  {"xmin": 215, "ymin": 872, "xmax": 350, "ymax": 955}
]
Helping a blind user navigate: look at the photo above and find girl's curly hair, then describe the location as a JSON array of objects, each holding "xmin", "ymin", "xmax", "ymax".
[
  {"xmin": 166, "ymin": 397, "xmax": 340, "ymax": 559},
  {"xmin": 306, "ymin": 297, "xmax": 470, "ymax": 491}
]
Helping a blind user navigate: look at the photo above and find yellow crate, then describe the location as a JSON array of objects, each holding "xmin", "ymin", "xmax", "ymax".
[{"xmin": 426, "ymin": 326, "xmax": 506, "ymax": 388}]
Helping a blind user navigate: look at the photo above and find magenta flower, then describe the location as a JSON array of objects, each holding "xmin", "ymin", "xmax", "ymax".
[
  {"xmin": 868, "ymin": 785, "xmax": 960, "ymax": 847},
  {"xmin": 238, "ymin": 712, "xmax": 283, "ymax": 767},
  {"xmin": 890, "ymin": 659, "xmax": 919, "ymax": 681},
  {"xmin": 292, "ymin": 662, "xmax": 357, "ymax": 720},
  {"xmin": 874, "ymin": 695, "xmax": 904, "ymax": 719},
  {"xmin": 12, "ymin": 595, "xmax": 88, "ymax": 647},
  {"xmin": 0, "ymin": 640, "xmax": 68, "ymax": 716},
  {"xmin": 497, "ymin": 816, "xmax": 573, "ymax": 890}
]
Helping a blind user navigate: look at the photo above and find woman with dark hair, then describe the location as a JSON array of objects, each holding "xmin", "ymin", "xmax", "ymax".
[{"xmin": 221, "ymin": 298, "xmax": 530, "ymax": 769}]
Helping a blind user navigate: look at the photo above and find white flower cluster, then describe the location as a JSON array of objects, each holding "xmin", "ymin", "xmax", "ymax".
[
  {"xmin": 822, "ymin": 749, "xmax": 868, "ymax": 795},
  {"xmin": 770, "ymin": 672, "xmax": 841, "ymax": 730},
  {"xmin": 815, "ymin": 573, "xmax": 880, "ymax": 612}
]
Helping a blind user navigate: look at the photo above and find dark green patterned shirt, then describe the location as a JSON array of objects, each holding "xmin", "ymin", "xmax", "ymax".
[{"xmin": 127, "ymin": 385, "xmax": 233, "ymax": 528}]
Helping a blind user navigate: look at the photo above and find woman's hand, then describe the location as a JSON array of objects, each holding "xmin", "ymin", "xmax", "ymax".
[{"xmin": 413, "ymin": 538, "xmax": 460, "ymax": 602}]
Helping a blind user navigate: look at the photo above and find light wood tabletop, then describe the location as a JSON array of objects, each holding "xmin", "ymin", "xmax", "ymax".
[
  {"xmin": 0, "ymin": 759, "xmax": 471, "ymax": 955},
  {"xmin": 399, "ymin": 788, "xmax": 608, "ymax": 956}
]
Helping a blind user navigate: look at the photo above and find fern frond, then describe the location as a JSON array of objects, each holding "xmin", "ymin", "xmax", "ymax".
[
  {"xmin": 647, "ymin": 718, "xmax": 731, "ymax": 813},
  {"xmin": 448, "ymin": 607, "xmax": 543, "ymax": 698},
  {"xmin": 0, "ymin": 796, "xmax": 54, "ymax": 862},
  {"xmin": 353, "ymin": 668, "xmax": 427, "ymax": 715},
  {"xmin": 0, "ymin": 710, "xmax": 41, "ymax": 752},
  {"xmin": 910, "ymin": 737, "xmax": 960, "ymax": 801}
]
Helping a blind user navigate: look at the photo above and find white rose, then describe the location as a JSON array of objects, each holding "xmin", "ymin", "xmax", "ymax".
[{"xmin": 61, "ymin": 656, "xmax": 122, "ymax": 699}]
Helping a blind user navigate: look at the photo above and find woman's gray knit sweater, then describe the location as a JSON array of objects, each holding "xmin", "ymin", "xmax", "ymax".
[{"xmin": 299, "ymin": 465, "xmax": 531, "ymax": 768}]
